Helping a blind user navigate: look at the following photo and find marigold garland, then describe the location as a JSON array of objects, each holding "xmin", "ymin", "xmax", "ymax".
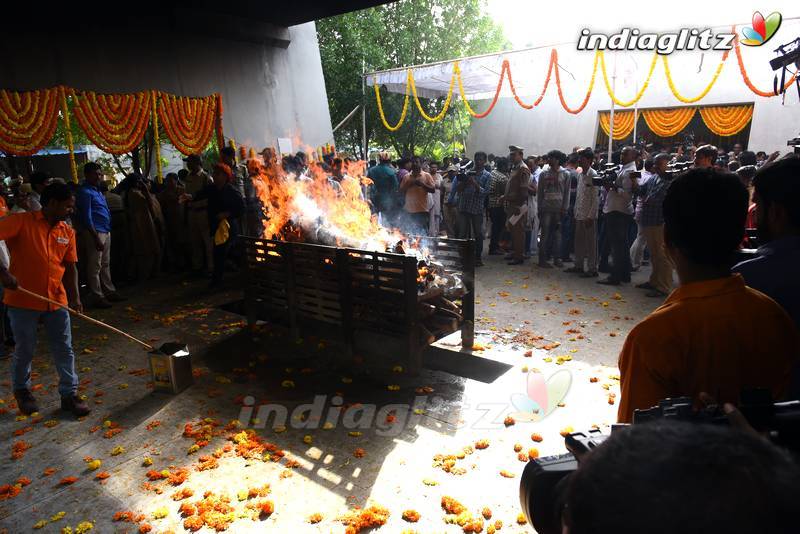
[
  {"xmin": 598, "ymin": 110, "xmax": 636, "ymax": 140},
  {"xmin": 662, "ymin": 49, "xmax": 730, "ymax": 104},
  {"xmin": 374, "ymin": 70, "xmax": 412, "ymax": 131},
  {"xmin": 641, "ymin": 106, "xmax": 697, "ymax": 137},
  {"xmin": 59, "ymin": 87, "xmax": 78, "ymax": 183},
  {"xmin": 554, "ymin": 49, "xmax": 599, "ymax": 114},
  {"xmin": 214, "ymin": 93, "xmax": 225, "ymax": 150},
  {"xmin": 456, "ymin": 61, "xmax": 504, "ymax": 119},
  {"xmin": 409, "ymin": 64, "xmax": 456, "ymax": 122},
  {"xmin": 151, "ymin": 90, "xmax": 162, "ymax": 183},
  {"xmin": 598, "ymin": 51, "xmax": 658, "ymax": 108},
  {"xmin": 70, "ymin": 89, "xmax": 152, "ymax": 154},
  {"xmin": 0, "ymin": 87, "xmax": 60, "ymax": 156},
  {"xmin": 699, "ymin": 104, "xmax": 753, "ymax": 136},
  {"xmin": 157, "ymin": 92, "xmax": 218, "ymax": 155}
]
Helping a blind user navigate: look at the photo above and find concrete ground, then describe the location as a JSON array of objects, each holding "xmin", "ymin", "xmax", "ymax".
[{"xmin": 0, "ymin": 253, "xmax": 662, "ymax": 533}]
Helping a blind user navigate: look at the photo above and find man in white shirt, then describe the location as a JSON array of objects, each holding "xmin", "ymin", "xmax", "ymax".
[
  {"xmin": 629, "ymin": 158, "xmax": 654, "ymax": 270},
  {"xmin": 565, "ymin": 148, "xmax": 600, "ymax": 277},
  {"xmin": 599, "ymin": 146, "xmax": 638, "ymax": 285}
]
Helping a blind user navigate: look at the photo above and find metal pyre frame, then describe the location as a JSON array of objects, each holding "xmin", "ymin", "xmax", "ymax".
[{"xmin": 241, "ymin": 236, "xmax": 475, "ymax": 373}]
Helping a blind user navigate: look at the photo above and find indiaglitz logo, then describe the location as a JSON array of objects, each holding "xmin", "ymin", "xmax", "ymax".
[
  {"xmin": 509, "ymin": 369, "xmax": 572, "ymax": 422},
  {"xmin": 740, "ymin": 11, "xmax": 782, "ymax": 46}
]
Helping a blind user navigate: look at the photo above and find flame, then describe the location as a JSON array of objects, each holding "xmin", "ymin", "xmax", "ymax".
[{"xmin": 248, "ymin": 152, "xmax": 416, "ymax": 253}]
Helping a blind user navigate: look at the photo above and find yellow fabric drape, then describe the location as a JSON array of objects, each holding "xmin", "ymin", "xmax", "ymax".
[
  {"xmin": 641, "ymin": 107, "xmax": 697, "ymax": 138},
  {"xmin": 699, "ymin": 104, "xmax": 753, "ymax": 136},
  {"xmin": 598, "ymin": 111, "xmax": 636, "ymax": 140}
]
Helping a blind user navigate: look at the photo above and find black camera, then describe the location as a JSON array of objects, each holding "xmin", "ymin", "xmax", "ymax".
[
  {"xmin": 592, "ymin": 163, "xmax": 618, "ymax": 187},
  {"xmin": 519, "ymin": 389, "xmax": 800, "ymax": 534}
]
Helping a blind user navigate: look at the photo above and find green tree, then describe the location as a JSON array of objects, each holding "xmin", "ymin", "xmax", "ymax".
[{"xmin": 317, "ymin": 0, "xmax": 508, "ymax": 159}]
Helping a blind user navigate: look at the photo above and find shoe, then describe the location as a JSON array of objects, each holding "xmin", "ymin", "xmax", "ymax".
[
  {"xmin": 597, "ymin": 278, "xmax": 621, "ymax": 286},
  {"xmin": 554, "ymin": 260, "xmax": 564, "ymax": 268},
  {"xmin": 646, "ymin": 290, "xmax": 667, "ymax": 298},
  {"xmin": 507, "ymin": 259, "xmax": 524, "ymax": 265},
  {"xmin": 580, "ymin": 271, "xmax": 599, "ymax": 278},
  {"xmin": 105, "ymin": 293, "xmax": 127, "ymax": 303},
  {"xmin": 636, "ymin": 282, "xmax": 655, "ymax": 290},
  {"xmin": 14, "ymin": 389, "xmax": 39, "ymax": 415},
  {"xmin": 564, "ymin": 267, "xmax": 583, "ymax": 274},
  {"xmin": 538, "ymin": 262, "xmax": 553, "ymax": 269},
  {"xmin": 61, "ymin": 395, "xmax": 91, "ymax": 417}
]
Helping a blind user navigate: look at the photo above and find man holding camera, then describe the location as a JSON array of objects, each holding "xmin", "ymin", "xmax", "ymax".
[
  {"xmin": 598, "ymin": 146, "xmax": 637, "ymax": 285},
  {"xmin": 617, "ymin": 168, "xmax": 799, "ymax": 423}
]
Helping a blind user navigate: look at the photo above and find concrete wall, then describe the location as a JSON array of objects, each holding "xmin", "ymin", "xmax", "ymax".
[
  {"xmin": 0, "ymin": 22, "xmax": 333, "ymax": 153},
  {"xmin": 466, "ymin": 24, "xmax": 800, "ymax": 156}
]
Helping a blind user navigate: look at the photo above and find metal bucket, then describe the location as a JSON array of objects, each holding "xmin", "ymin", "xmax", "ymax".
[{"xmin": 148, "ymin": 342, "xmax": 193, "ymax": 394}]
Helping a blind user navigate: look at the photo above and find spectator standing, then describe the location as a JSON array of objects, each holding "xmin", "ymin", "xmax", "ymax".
[
  {"xmin": 629, "ymin": 158, "xmax": 654, "ymax": 271},
  {"xmin": 537, "ymin": 150, "xmax": 570, "ymax": 268},
  {"xmin": 428, "ymin": 162, "xmax": 443, "ymax": 236},
  {"xmin": 525, "ymin": 156, "xmax": 541, "ymax": 257},
  {"xmin": 693, "ymin": 144, "xmax": 717, "ymax": 168},
  {"xmin": 399, "ymin": 156, "xmax": 435, "ymax": 235},
  {"xmin": 184, "ymin": 154, "xmax": 214, "ymax": 276},
  {"xmin": 121, "ymin": 175, "xmax": 164, "ymax": 282},
  {"xmin": 441, "ymin": 165, "xmax": 459, "ymax": 237},
  {"xmin": 27, "ymin": 171, "xmax": 50, "ymax": 211},
  {"xmin": 157, "ymin": 173, "xmax": 189, "ymax": 272},
  {"xmin": 503, "ymin": 145, "xmax": 531, "ymax": 265},
  {"xmin": 367, "ymin": 151, "xmax": 399, "ymax": 227},
  {"xmin": 566, "ymin": 148, "xmax": 599, "ymax": 277},
  {"xmin": 0, "ymin": 183, "xmax": 90, "ymax": 416},
  {"xmin": 487, "ymin": 157, "xmax": 509, "ymax": 254},
  {"xmin": 634, "ymin": 153, "xmax": 674, "ymax": 297},
  {"xmin": 450, "ymin": 152, "xmax": 490, "ymax": 266},
  {"xmin": 559, "ymin": 153, "xmax": 580, "ymax": 262},
  {"xmin": 598, "ymin": 146, "xmax": 637, "ymax": 285},
  {"xmin": 76, "ymin": 162, "xmax": 124, "ymax": 308},
  {"xmin": 616, "ymin": 168, "xmax": 799, "ymax": 422}
]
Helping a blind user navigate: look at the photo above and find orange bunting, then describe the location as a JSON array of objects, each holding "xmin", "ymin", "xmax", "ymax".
[
  {"xmin": 598, "ymin": 110, "xmax": 636, "ymax": 140},
  {"xmin": 157, "ymin": 92, "xmax": 219, "ymax": 155},
  {"xmin": 69, "ymin": 89, "xmax": 152, "ymax": 154},
  {"xmin": 0, "ymin": 87, "xmax": 60, "ymax": 156},
  {"xmin": 698, "ymin": 104, "xmax": 754, "ymax": 136},
  {"xmin": 641, "ymin": 107, "xmax": 697, "ymax": 137}
]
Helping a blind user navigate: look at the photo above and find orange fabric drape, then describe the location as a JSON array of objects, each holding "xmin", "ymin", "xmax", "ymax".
[
  {"xmin": 598, "ymin": 110, "xmax": 636, "ymax": 140},
  {"xmin": 157, "ymin": 93, "xmax": 218, "ymax": 155},
  {"xmin": 0, "ymin": 87, "xmax": 60, "ymax": 156},
  {"xmin": 699, "ymin": 104, "xmax": 753, "ymax": 136},
  {"xmin": 69, "ymin": 90, "xmax": 152, "ymax": 155},
  {"xmin": 641, "ymin": 107, "xmax": 697, "ymax": 138}
]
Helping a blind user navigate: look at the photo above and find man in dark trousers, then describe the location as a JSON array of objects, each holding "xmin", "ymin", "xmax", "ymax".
[{"xmin": 0, "ymin": 182, "xmax": 90, "ymax": 416}]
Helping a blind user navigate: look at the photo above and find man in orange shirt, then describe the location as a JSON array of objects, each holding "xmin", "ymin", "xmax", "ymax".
[
  {"xmin": 0, "ymin": 182, "xmax": 90, "ymax": 416},
  {"xmin": 617, "ymin": 168, "xmax": 799, "ymax": 423},
  {"xmin": 399, "ymin": 156, "xmax": 435, "ymax": 235}
]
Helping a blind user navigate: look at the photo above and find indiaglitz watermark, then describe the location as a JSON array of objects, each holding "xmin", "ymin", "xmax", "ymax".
[
  {"xmin": 235, "ymin": 370, "xmax": 573, "ymax": 436},
  {"xmin": 577, "ymin": 27, "xmax": 736, "ymax": 55}
]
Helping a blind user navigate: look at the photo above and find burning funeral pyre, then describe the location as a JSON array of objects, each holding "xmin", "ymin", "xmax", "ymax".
[{"xmin": 247, "ymin": 154, "xmax": 464, "ymax": 297}]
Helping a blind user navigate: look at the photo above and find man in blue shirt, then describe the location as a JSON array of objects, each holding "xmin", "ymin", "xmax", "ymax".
[
  {"xmin": 76, "ymin": 162, "xmax": 125, "ymax": 308},
  {"xmin": 449, "ymin": 151, "xmax": 491, "ymax": 266},
  {"xmin": 733, "ymin": 157, "xmax": 800, "ymax": 329},
  {"xmin": 367, "ymin": 151, "xmax": 399, "ymax": 227}
]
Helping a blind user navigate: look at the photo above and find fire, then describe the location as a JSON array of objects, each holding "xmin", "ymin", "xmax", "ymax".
[{"xmin": 248, "ymin": 152, "xmax": 414, "ymax": 253}]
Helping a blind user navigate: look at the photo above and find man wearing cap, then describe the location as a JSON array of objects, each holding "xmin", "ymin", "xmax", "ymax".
[
  {"xmin": 503, "ymin": 145, "xmax": 531, "ymax": 265},
  {"xmin": 367, "ymin": 151, "xmax": 399, "ymax": 227},
  {"xmin": 184, "ymin": 154, "xmax": 214, "ymax": 276}
]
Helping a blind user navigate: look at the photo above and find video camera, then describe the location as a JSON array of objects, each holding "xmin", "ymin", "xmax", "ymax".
[
  {"xmin": 519, "ymin": 389, "xmax": 800, "ymax": 534},
  {"xmin": 592, "ymin": 163, "xmax": 618, "ymax": 187}
]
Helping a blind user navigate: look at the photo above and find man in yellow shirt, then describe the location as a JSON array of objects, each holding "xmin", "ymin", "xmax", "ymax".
[{"xmin": 617, "ymin": 168, "xmax": 799, "ymax": 423}]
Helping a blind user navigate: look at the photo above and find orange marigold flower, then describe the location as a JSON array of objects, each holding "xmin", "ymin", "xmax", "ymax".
[
  {"xmin": 528, "ymin": 448, "xmax": 540, "ymax": 460},
  {"xmin": 0, "ymin": 484, "xmax": 22, "ymax": 500},
  {"xmin": 183, "ymin": 516, "xmax": 204, "ymax": 532},
  {"xmin": 42, "ymin": 467, "xmax": 56, "ymax": 477},
  {"xmin": 113, "ymin": 511, "xmax": 135, "ymax": 522},
  {"xmin": 503, "ymin": 416, "xmax": 515, "ymax": 427},
  {"xmin": 517, "ymin": 512, "xmax": 528, "ymax": 524},
  {"xmin": 500, "ymin": 470, "xmax": 516, "ymax": 478},
  {"xmin": 441, "ymin": 496, "xmax": 466, "ymax": 515},
  {"xmin": 11, "ymin": 440, "xmax": 32, "ymax": 460},
  {"xmin": 513, "ymin": 443, "xmax": 523, "ymax": 452},
  {"xmin": 475, "ymin": 439, "xmax": 490, "ymax": 450},
  {"xmin": 531, "ymin": 433, "xmax": 543, "ymax": 442},
  {"xmin": 95, "ymin": 472, "xmax": 111, "ymax": 481},
  {"xmin": 138, "ymin": 524, "xmax": 152, "ymax": 533},
  {"xmin": 146, "ymin": 470, "xmax": 166, "ymax": 481},
  {"xmin": 16, "ymin": 477, "xmax": 31, "ymax": 486},
  {"xmin": 482, "ymin": 507, "xmax": 492, "ymax": 519},
  {"xmin": 171, "ymin": 487, "xmax": 194, "ymax": 501},
  {"xmin": 353, "ymin": 448, "xmax": 366, "ymax": 458},
  {"xmin": 402, "ymin": 509, "xmax": 420, "ymax": 522},
  {"xmin": 518, "ymin": 452, "xmax": 529, "ymax": 462},
  {"xmin": 339, "ymin": 505, "xmax": 389, "ymax": 533},
  {"xmin": 307, "ymin": 512, "xmax": 323, "ymax": 524},
  {"xmin": 57, "ymin": 476, "xmax": 78, "ymax": 486}
]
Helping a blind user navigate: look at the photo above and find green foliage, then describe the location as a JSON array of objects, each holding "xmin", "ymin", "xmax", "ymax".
[{"xmin": 317, "ymin": 0, "xmax": 507, "ymax": 159}]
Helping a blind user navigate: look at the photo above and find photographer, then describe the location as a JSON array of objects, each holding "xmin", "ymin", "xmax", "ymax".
[
  {"xmin": 694, "ymin": 144, "xmax": 717, "ymax": 168},
  {"xmin": 598, "ymin": 146, "xmax": 637, "ymax": 285},
  {"xmin": 562, "ymin": 421, "xmax": 799, "ymax": 534},
  {"xmin": 617, "ymin": 168, "xmax": 799, "ymax": 423}
]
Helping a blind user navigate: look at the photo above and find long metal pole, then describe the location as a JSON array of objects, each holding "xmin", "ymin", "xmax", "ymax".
[
  {"xmin": 361, "ymin": 59, "xmax": 368, "ymax": 161},
  {"xmin": 607, "ymin": 54, "xmax": 617, "ymax": 158}
]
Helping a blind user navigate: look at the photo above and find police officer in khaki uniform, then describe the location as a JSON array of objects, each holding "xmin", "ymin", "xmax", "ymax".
[{"xmin": 503, "ymin": 145, "xmax": 531, "ymax": 265}]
